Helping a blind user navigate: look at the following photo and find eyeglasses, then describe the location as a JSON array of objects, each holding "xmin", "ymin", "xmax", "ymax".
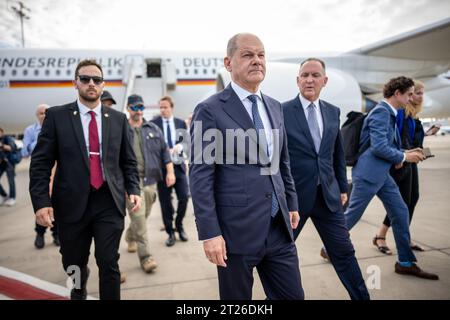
[
  {"xmin": 78, "ymin": 75, "xmax": 104, "ymax": 85},
  {"xmin": 129, "ymin": 105, "xmax": 145, "ymax": 112}
]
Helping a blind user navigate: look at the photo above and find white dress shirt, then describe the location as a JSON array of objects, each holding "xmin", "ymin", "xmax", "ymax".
[
  {"xmin": 382, "ymin": 99, "xmax": 406, "ymax": 162},
  {"xmin": 231, "ymin": 81, "xmax": 274, "ymax": 159},
  {"xmin": 77, "ymin": 99, "xmax": 105, "ymax": 177},
  {"xmin": 299, "ymin": 94, "xmax": 324, "ymax": 138},
  {"xmin": 163, "ymin": 116, "xmax": 177, "ymax": 148}
]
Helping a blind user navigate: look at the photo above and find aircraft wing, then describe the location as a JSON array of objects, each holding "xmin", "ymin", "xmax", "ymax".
[{"xmin": 349, "ymin": 17, "xmax": 450, "ymax": 60}]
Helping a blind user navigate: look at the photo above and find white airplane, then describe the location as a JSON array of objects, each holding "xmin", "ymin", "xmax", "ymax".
[{"xmin": 0, "ymin": 17, "xmax": 449, "ymax": 135}]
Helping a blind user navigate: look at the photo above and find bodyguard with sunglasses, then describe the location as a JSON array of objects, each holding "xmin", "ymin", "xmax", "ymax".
[
  {"xmin": 124, "ymin": 94, "xmax": 176, "ymax": 272},
  {"xmin": 29, "ymin": 59, "xmax": 141, "ymax": 300}
]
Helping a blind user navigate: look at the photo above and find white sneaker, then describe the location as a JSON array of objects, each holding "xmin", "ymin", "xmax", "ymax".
[{"xmin": 4, "ymin": 198, "xmax": 16, "ymax": 206}]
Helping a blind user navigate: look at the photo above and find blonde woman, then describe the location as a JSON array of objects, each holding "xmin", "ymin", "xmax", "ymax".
[{"xmin": 373, "ymin": 80, "xmax": 439, "ymax": 254}]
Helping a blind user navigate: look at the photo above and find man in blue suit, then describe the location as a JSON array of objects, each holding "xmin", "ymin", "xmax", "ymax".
[
  {"xmin": 345, "ymin": 76, "xmax": 438, "ymax": 280},
  {"xmin": 283, "ymin": 58, "xmax": 369, "ymax": 300},
  {"xmin": 189, "ymin": 33, "xmax": 304, "ymax": 300},
  {"xmin": 152, "ymin": 96, "xmax": 190, "ymax": 247}
]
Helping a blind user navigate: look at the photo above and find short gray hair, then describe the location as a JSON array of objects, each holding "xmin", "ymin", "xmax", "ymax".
[
  {"xmin": 226, "ymin": 33, "xmax": 262, "ymax": 57},
  {"xmin": 300, "ymin": 58, "xmax": 326, "ymax": 73}
]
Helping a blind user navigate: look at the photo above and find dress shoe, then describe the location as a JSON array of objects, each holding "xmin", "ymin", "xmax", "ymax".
[
  {"xmin": 120, "ymin": 272, "xmax": 126, "ymax": 283},
  {"xmin": 141, "ymin": 257, "xmax": 158, "ymax": 273},
  {"xmin": 70, "ymin": 268, "xmax": 90, "ymax": 300},
  {"xmin": 178, "ymin": 230, "xmax": 188, "ymax": 242},
  {"xmin": 320, "ymin": 247, "xmax": 329, "ymax": 261},
  {"xmin": 395, "ymin": 262, "xmax": 439, "ymax": 280},
  {"xmin": 34, "ymin": 234, "xmax": 45, "ymax": 249},
  {"xmin": 53, "ymin": 236, "xmax": 60, "ymax": 247},
  {"xmin": 127, "ymin": 241, "xmax": 137, "ymax": 253},
  {"xmin": 165, "ymin": 233, "xmax": 176, "ymax": 247}
]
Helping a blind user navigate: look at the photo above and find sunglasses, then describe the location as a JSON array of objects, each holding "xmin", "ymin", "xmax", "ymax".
[
  {"xmin": 78, "ymin": 75, "xmax": 104, "ymax": 85},
  {"xmin": 129, "ymin": 105, "xmax": 145, "ymax": 112}
]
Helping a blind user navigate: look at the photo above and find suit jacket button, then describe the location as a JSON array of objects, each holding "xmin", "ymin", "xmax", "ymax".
[{"xmin": 265, "ymin": 193, "xmax": 272, "ymax": 199}]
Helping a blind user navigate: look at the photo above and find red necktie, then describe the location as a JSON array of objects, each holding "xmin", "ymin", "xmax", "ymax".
[{"xmin": 88, "ymin": 111, "xmax": 104, "ymax": 189}]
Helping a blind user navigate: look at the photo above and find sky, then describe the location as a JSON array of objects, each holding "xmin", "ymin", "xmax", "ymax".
[{"xmin": 0, "ymin": 0, "xmax": 449, "ymax": 54}]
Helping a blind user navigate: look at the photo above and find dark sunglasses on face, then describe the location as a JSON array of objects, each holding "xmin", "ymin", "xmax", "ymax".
[
  {"xmin": 129, "ymin": 105, "xmax": 145, "ymax": 112},
  {"xmin": 78, "ymin": 75, "xmax": 104, "ymax": 85}
]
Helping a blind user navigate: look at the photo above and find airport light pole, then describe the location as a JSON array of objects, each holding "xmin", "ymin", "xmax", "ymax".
[{"xmin": 11, "ymin": 1, "xmax": 30, "ymax": 48}]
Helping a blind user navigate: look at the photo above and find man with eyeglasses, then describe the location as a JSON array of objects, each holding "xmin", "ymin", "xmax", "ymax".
[
  {"xmin": 151, "ymin": 96, "xmax": 190, "ymax": 247},
  {"xmin": 29, "ymin": 59, "xmax": 141, "ymax": 300},
  {"xmin": 124, "ymin": 94, "xmax": 176, "ymax": 272},
  {"xmin": 22, "ymin": 103, "xmax": 61, "ymax": 249}
]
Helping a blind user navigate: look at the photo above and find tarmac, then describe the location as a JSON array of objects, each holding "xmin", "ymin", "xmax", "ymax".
[{"xmin": 1, "ymin": 135, "xmax": 449, "ymax": 300}]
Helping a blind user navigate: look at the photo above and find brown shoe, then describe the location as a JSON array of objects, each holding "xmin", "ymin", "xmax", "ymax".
[
  {"xmin": 127, "ymin": 241, "xmax": 137, "ymax": 253},
  {"xmin": 320, "ymin": 247, "xmax": 329, "ymax": 261},
  {"xmin": 120, "ymin": 272, "xmax": 126, "ymax": 283},
  {"xmin": 395, "ymin": 262, "xmax": 439, "ymax": 280},
  {"xmin": 142, "ymin": 257, "xmax": 158, "ymax": 273}
]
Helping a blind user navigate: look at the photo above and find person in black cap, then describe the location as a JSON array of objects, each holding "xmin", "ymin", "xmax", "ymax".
[
  {"xmin": 125, "ymin": 94, "xmax": 176, "ymax": 271},
  {"xmin": 101, "ymin": 90, "xmax": 117, "ymax": 108}
]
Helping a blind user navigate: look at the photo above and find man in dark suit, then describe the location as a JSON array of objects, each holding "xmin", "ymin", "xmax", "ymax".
[
  {"xmin": 283, "ymin": 58, "xmax": 369, "ymax": 300},
  {"xmin": 189, "ymin": 33, "xmax": 303, "ymax": 300},
  {"xmin": 29, "ymin": 59, "xmax": 141, "ymax": 300},
  {"xmin": 151, "ymin": 96, "xmax": 190, "ymax": 247},
  {"xmin": 345, "ymin": 76, "xmax": 438, "ymax": 280}
]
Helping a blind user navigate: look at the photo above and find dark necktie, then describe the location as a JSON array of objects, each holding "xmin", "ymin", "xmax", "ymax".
[
  {"xmin": 247, "ymin": 94, "xmax": 279, "ymax": 217},
  {"xmin": 166, "ymin": 120, "xmax": 174, "ymax": 148},
  {"xmin": 88, "ymin": 111, "xmax": 104, "ymax": 189},
  {"xmin": 307, "ymin": 103, "xmax": 321, "ymax": 153}
]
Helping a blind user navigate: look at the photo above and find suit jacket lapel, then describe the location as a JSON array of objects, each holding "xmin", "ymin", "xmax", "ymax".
[
  {"xmin": 68, "ymin": 102, "xmax": 89, "ymax": 170},
  {"xmin": 292, "ymin": 96, "xmax": 317, "ymax": 154},
  {"xmin": 101, "ymin": 105, "xmax": 110, "ymax": 164},
  {"xmin": 220, "ymin": 84, "xmax": 255, "ymax": 132},
  {"xmin": 318, "ymin": 100, "xmax": 328, "ymax": 154}
]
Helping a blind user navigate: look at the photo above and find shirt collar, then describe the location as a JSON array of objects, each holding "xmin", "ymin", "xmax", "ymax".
[
  {"xmin": 77, "ymin": 99, "xmax": 102, "ymax": 116},
  {"xmin": 298, "ymin": 94, "xmax": 320, "ymax": 111},
  {"xmin": 231, "ymin": 81, "xmax": 262, "ymax": 103},
  {"xmin": 162, "ymin": 116, "xmax": 174, "ymax": 123},
  {"xmin": 382, "ymin": 99, "xmax": 398, "ymax": 116}
]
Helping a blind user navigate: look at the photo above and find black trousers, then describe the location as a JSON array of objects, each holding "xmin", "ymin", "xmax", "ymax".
[
  {"xmin": 295, "ymin": 187, "xmax": 370, "ymax": 300},
  {"xmin": 157, "ymin": 168, "xmax": 189, "ymax": 234},
  {"xmin": 57, "ymin": 184, "xmax": 124, "ymax": 300},
  {"xmin": 383, "ymin": 163, "xmax": 419, "ymax": 227}
]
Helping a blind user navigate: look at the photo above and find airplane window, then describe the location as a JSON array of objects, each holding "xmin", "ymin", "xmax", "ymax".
[
  {"xmin": 176, "ymin": 69, "xmax": 180, "ymax": 75},
  {"xmin": 212, "ymin": 69, "xmax": 216, "ymax": 74},
  {"xmin": 45, "ymin": 70, "xmax": 50, "ymax": 76},
  {"xmin": 107, "ymin": 69, "xmax": 112, "ymax": 75},
  {"xmin": 66, "ymin": 69, "xmax": 71, "ymax": 76},
  {"xmin": 23, "ymin": 69, "xmax": 28, "ymax": 76},
  {"xmin": 56, "ymin": 70, "xmax": 61, "ymax": 75},
  {"xmin": 12, "ymin": 70, "xmax": 17, "ymax": 76},
  {"xmin": 0, "ymin": 70, "xmax": 5, "ymax": 76},
  {"xmin": 194, "ymin": 69, "xmax": 198, "ymax": 75},
  {"xmin": 34, "ymin": 69, "xmax": 39, "ymax": 76},
  {"xmin": 185, "ymin": 69, "xmax": 189, "ymax": 75},
  {"xmin": 118, "ymin": 69, "xmax": 122, "ymax": 75},
  {"xmin": 203, "ymin": 69, "xmax": 207, "ymax": 74}
]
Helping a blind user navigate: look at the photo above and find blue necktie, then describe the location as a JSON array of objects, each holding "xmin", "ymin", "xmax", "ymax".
[
  {"xmin": 248, "ymin": 95, "xmax": 279, "ymax": 217},
  {"xmin": 166, "ymin": 120, "xmax": 174, "ymax": 148},
  {"xmin": 307, "ymin": 103, "xmax": 321, "ymax": 153}
]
